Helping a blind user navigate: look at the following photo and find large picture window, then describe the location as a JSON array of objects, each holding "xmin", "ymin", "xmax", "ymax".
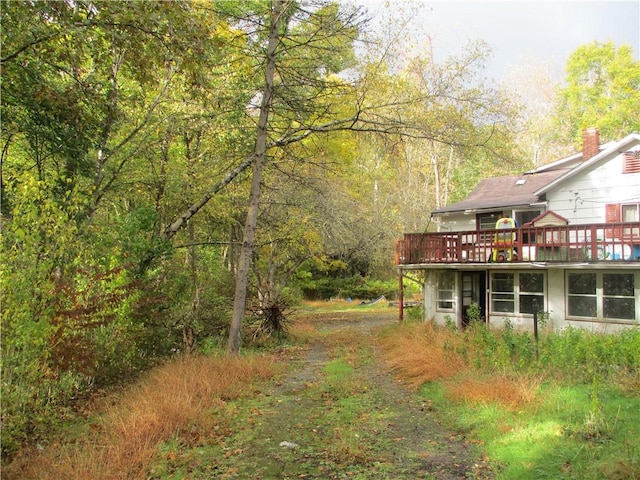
[
  {"xmin": 490, "ymin": 272, "xmax": 544, "ymax": 314},
  {"xmin": 567, "ymin": 272, "xmax": 636, "ymax": 321},
  {"xmin": 437, "ymin": 271, "xmax": 455, "ymax": 311}
]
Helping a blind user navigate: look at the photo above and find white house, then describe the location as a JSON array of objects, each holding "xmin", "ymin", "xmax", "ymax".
[{"xmin": 396, "ymin": 129, "xmax": 640, "ymax": 332}]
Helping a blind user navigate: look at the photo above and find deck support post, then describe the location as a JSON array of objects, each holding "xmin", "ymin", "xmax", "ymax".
[{"xmin": 398, "ymin": 271, "xmax": 404, "ymax": 323}]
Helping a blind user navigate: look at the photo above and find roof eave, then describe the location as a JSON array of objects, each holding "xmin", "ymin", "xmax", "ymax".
[{"xmin": 433, "ymin": 202, "xmax": 541, "ymax": 216}]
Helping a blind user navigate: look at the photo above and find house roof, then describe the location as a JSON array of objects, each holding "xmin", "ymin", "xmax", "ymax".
[
  {"xmin": 523, "ymin": 210, "xmax": 569, "ymax": 226},
  {"xmin": 433, "ymin": 132, "xmax": 640, "ymax": 216},
  {"xmin": 432, "ymin": 169, "xmax": 568, "ymax": 214},
  {"xmin": 527, "ymin": 140, "xmax": 614, "ymax": 174}
]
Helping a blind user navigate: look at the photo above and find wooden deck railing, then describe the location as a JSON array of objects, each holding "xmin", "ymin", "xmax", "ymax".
[{"xmin": 396, "ymin": 222, "xmax": 640, "ymax": 265}]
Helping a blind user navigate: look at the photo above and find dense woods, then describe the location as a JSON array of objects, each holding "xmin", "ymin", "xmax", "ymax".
[{"xmin": 2, "ymin": 0, "xmax": 639, "ymax": 458}]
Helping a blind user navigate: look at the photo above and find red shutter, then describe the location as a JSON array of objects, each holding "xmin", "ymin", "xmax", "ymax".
[
  {"xmin": 623, "ymin": 152, "xmax": 640, "ymax": 174},
  {"xmin": 605, "ymin": 203, "xmax": 621, "ymax": 238},
  {"xmin": 605, "ymin": 203, "xmax": 620, "ymax": 222}
]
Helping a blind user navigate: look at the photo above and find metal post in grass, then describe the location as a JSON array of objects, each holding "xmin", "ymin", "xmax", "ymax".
[{"xmin": 533, "ymin": 300, "xmax": 539, "ymax": 361}]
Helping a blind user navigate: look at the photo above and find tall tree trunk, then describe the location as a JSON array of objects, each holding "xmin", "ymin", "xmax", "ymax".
[
  {"xmin": 430, "ymin": 141, "xmax": 441, "ymax": 210},
  {"xmin": 227, "ymin": 0, "xmax": 285, "ymax": 355}
]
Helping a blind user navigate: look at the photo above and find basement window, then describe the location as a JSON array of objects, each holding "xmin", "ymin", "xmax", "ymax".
[
  {"xmin": 437, "ymin": 271, "xmax": 455, "ymax": 311},
  {"xmin": 490, "ymin": 272, "xmax": 545, "ymax": 314},
  {"xmin": 567, "ymin": 271, "xmax": 637, "ymax": 321}
]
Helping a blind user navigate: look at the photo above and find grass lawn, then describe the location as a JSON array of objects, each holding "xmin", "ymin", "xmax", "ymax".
[
  {"xmin": 377, "ymin": 316, "xmax": 640, "ymax": 480},
  {"xmin": 420, "ymin": 381, "xmax": 639, "ymax": 479}
]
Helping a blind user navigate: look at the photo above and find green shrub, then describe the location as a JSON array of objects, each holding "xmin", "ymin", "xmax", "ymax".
[
  {"xmin": 446, "ymin": 322, "xmax": 639, "ymax": 385},
  {"xmin": 300, "ymin": 275, "xmax": 412, "ymax": 301}
]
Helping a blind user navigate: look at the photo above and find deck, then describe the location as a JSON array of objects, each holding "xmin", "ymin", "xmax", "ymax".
[{"xmin": 396, "ymin": 222, "xmax": 640, "ymax": 265}]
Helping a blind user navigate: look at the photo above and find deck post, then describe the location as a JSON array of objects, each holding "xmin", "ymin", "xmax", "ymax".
[
  {"xmin": 590, "ymin": 224, "xmax": 598, "ymax": 260},
  {"xmin": 398, "ymin": 271, "xmax": 404, "ymax": 323}
]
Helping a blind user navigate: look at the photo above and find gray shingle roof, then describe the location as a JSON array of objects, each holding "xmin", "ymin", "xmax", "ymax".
[{"xmin": 432, "ymin": 169, "xmax": 569, "ymax": 214}]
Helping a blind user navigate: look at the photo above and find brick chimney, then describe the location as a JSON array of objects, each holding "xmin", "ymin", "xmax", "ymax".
[{"xmin": 582, "ymin": 127, "xmax": 600, "ymax": 161}]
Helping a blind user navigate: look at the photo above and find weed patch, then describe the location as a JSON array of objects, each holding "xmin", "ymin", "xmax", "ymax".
[
  {"xmin": 443, "ymin": 373, "xmax": 543, "ymax": 409},
  {"xmin": 376, "ymin": 321, "xmax": 466, "ymax": 389},
  {"xmin": 380, "ymin": 321, "xmax": 640, "ymax": 479},
  {"xmin": 3, "ymin": 354, "xmax": 278, "ymax": 480}
]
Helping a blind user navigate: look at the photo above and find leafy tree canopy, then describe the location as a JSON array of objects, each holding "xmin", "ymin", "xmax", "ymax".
[{"xmin": 556, "ymin": 41, "xmax": 640, "ymax": 144}]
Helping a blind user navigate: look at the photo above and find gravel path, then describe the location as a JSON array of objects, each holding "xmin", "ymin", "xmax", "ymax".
[{"xmin": 217, "ymin": 310, "xmax": 493, "ymax": 479}]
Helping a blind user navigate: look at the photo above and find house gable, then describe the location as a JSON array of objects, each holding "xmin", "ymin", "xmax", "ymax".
[
  {"xmin": 524, "ymin": 210, "xmax": 569, "ymax": 227},
  {"xmin": 534, "ymin": 133, "xmax": 640, "ymax": 197},
  {"xmin": 536, "ymin": 134, "xmax": 640, "ymax": 224}
]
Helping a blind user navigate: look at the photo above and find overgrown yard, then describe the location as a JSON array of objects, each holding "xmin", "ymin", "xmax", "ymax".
[
  {"xmin": 4, "ymin": 305, "xmax": 639, "ymax": 479},
  {"xmin": 378, "ymin": 317, "xmax": 640, "ymax": 480}
]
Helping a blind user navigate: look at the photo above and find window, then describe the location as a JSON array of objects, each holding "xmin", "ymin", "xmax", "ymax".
[
  {"xmin": 603, "ymin": 273, "xmax": 635, "ymax": 320},
  {"xmin": 514, "ymin": 210, "xmax": 540, "ymax": 227},
  {"xmin": 491, "ymin": 273, "xmax": 514, "ymax": 313},
  {"xmin": 519, "ymin": 273, "xmax": 545, "ymax": 314},
  {"xmin": 515, "ymin": 211, "xmax": 541, "ymax": 243},
  {"xmin": 567, "ymin": 273, "xmax": 597, "ymax": 317},
  {"xmin": 478, "ymin": 212, "xmax": 502, "ymax": 230},
  {"xmin": 567, "ymin": 272, "xmax": 637, "ymax": 321},
  {"xmin": 437, "ymin": 271, "xmax": 455, "ymax": 311},
  {"xmin": 622, "ymin": 204, "xmax": 639, "ymax": 222},
  {"xmin": 490, "ymin": 272, "xmax": 545, "ymax": 314}
]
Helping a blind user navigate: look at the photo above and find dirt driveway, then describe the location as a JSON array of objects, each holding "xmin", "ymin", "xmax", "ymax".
[{"xmin": 213, "ymin": 310, "xmax": 494, "ymax": 479}]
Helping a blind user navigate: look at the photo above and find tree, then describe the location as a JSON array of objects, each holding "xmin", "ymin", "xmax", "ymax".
[
  {"xmin": 226, "ymin": 0, "xmax": 284, "ymax": 354},
  {"xmin": 1, "ymin": 0, "xmax": 249, "ymax": 453},
  {"xmin": 225, "ymin": 0, "xmax": 365, "ymax": 354},
  {"xmin": 350, "ymin": 40, "xmax": 525, "ymax": 238},
  {"xmin": 556, "ymin": 41, "xmax": 640, "ymax": 144},
  {"xmin": 500, "ymin": 58, "xmax": 571, "ymax": 167}
]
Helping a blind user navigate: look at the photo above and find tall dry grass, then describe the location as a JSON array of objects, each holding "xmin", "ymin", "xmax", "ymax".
[
  {"xmin": 376, "ymin": 322, "xmax": 541, "ymax": 407},
  {"xmin": 4, "ymin": 354, "xmax": 278, "ymax": 480},
  {"xmin": 443, "ymin": 374, "xmax": 542, "ymax": 409},
  {"xmin": 377, "ymin": 322, "xmax": 466, "ymax": 390}
]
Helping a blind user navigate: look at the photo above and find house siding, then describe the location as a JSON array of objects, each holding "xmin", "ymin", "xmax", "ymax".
[
  {"xmin": 424, "ymin": 267, "xmax": 639, "ymax": 333},
  {"xmin": 436, "ymin": 213, "xmax": 476, "ymax": 232},
  {"xmin": 546, "ymin": 151, "xmax": 640, "ymax": 224}
]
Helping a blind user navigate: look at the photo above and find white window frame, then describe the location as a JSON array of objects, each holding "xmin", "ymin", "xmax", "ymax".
[
  {"xmin": 491, "ymin": 272, "xmax": 515, "ymax": 314},
  {"xmin": 436, "ymin": 271, "xmax": 455, "ymax": 312},
  {"xmin": 621, "ymin": 203, "xmax": 640, "ymax": 222},
  {"xmin": 489, "ymin": 270, "xmax": 547, "ymax": 317},
  {"xmin": 566, "ymin": 271, "xmax": 638, "ymax": 323},
  {"xmin": 490, "ymin": 271, "xmax": 545, "ymax": 315}
]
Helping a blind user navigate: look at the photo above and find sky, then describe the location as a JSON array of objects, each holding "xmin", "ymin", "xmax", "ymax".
[{"xmin": 356, "ymin": 0, "xmax": 640, "ymax": 83}]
